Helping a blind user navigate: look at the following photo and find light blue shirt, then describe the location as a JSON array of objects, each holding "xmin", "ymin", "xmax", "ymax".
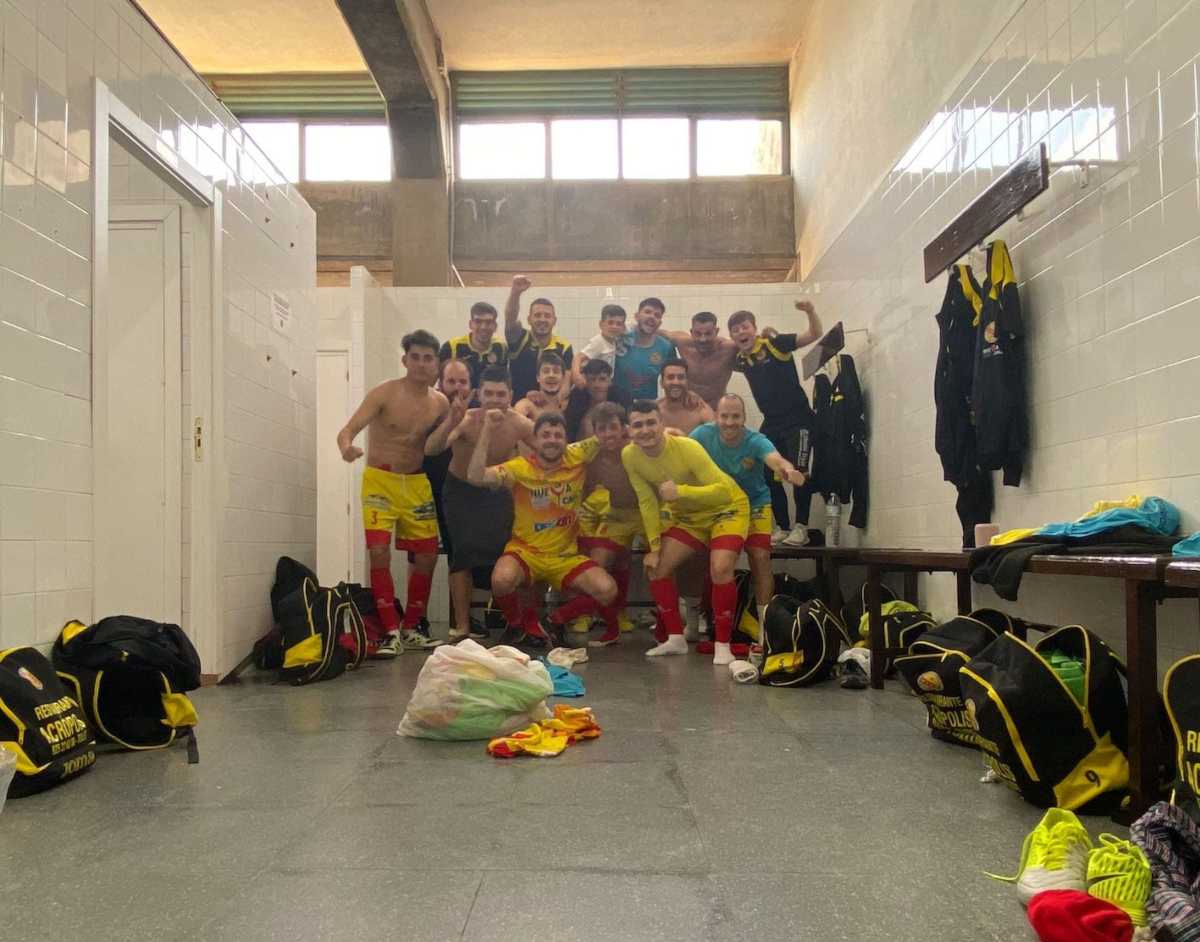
[
  {"xmin": 689, "ymin": 422, "xmax": 776, "ymax": 508},
  {"xmin": 613, "ymin": 331, "xmax": 676, "ymax": 400}
]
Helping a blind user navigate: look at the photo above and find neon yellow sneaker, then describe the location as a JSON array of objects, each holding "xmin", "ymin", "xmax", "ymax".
[
  {"xmin": 990, "ymin": 808, "xmax": 1093, "ymax": 904},
  {"xmin": 619, "ymin": 613, "xmax": 635, "ymax": 633},
  {"xmin": 567, "ymin": 615, "xmax": 592, "ymax": 635},
  {"xmin": 1087, "ymin": 834, "xmax": 1150, "ymax": 927}
]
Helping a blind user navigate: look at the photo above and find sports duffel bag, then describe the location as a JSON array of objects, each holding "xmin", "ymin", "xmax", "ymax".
[
  {"xmin": 53, "ymin": 616, "xmax": 201, "ymax": 760},
  {"xmin": 760, "ymin": 595, "xmax": 852, "ymax": 688},
  {"xmin": 0, "ymin": 646, "xmax": 96, "ymax": 796},
  {"xmin": 895, "ymin": 609, "xmax": 1014, "ymax": 749},
  {"xmin": 959, "ymin": 624, "xmax": 1129, "ymax": 811},
  {"xmin": 277, "ymin": 577, "xmax": 367, "ymax": 685}
]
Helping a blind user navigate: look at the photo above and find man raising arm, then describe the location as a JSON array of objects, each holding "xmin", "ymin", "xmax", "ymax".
[
  {"xmin": 468, "ymin": 411, "xmax": 618, "ymax": 649},
  {"xmin": 337, "ymin": 329, "xmax": 449, "ymax": 655},
  {"xmin": 503, "ymin": 274, "xmax": 573, "ymax": 401}
]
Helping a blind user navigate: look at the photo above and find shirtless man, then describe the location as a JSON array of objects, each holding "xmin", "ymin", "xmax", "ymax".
[
  {"xmin": 656, "ymin": 357, "xmax": 714, "ymax": 435},
  {"xmin": 622, "ymin": 400, "xmax": 750, "ymax": 665},
  {"xmin": 425, "ymin": 366, "xmax": 534, "ymax": 642},
  {"xmin": 337, "ymin": 329, "xmax": 447, "ymax": 655},
  {"xmin": 576, "ymin": 402, "xmax": 644, "ymax": 648},
  {"xmin": 468, "ymin": 412, "xmax": 618, "ymax": 649},
  {"xmin": 514, "ymin": 351, "xmax": 569, "ymax": 422},
  {"xmin": 657, "ymin": 311, "xmax": 739, "ymax": 411},
  {"xmin": 570, "ymin": 359, "xmax": 633, "ymax": 440}
]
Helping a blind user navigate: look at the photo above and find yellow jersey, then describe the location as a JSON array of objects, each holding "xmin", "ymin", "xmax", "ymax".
[
  {"xmin": 495, "ymin": 438, "xmax": 600, "ymax": 556},
  {"xmin": 620, "ymin": 436, "xmax": 740, "ymax": 550}
]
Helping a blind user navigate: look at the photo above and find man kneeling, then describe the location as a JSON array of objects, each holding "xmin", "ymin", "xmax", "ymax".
[{"xmin": 468, "ymin": 410, "xmax": 618, "ymax": 648}]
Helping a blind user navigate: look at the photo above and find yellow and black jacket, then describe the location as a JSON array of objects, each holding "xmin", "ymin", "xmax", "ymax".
[
  {"xmin": 505, "ymin": 326, "xmax": 573, "ymax": 401},
  {"xmin": 439, "ymin": 334, "xmax": 508, "ymax": 387},
  {"xmin": 972, "ymin": 239, "xmax": 1027, "ymax": 486}
]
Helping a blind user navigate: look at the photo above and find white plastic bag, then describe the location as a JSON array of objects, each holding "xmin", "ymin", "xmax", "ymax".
[
  {"xmin": 398, "ymin": 640, "xmax": 553, "ymax": 741},
  {"xmin": 0, "ymin": 748, "xmax": 16, "ymax": 816}
]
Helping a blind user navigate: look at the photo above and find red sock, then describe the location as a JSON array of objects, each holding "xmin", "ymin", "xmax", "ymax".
[
  {"xmin": 370, "ymin": 567, "xmax": 401, "ymax": 633},
  {"xmin": 597, "ymin": 602, "xmax": 621, "ymax": 643},
  {"xmin": 494, "ymin": 591, "xmax": 523, "ymax": 628},
  {"xmin": 711, "ymin": 580, "xmax": 737, "ymax": 643},
  {"xmin": 551, "ymin": 594, "xmax": 599, "ymax": 625},
  {"xmin": 402, "ymin": 570, "xmax": 433, "ymax": 629},
  {"xmin": 649, "ymin": 578, "xmax": 684, "ymax": 635},
  {"xmin": 520, "ymin": 587, "xmax": 543, "ymax": 635}
]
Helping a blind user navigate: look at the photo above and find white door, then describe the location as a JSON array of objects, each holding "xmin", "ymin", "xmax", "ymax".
[
  {"xmin": 317, "ymin": 351, "xmax": 354, "ymax": 584},
  {"xmin": 95, "ymin": 206, "xmax": 182, "ymax": 623}
]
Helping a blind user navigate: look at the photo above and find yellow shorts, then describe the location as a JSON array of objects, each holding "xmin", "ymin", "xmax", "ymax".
[
  {"xmin": 361, "ymin": 466, "xmax": 440, "ymax": 553},
  {"xmin": 662, "ymin": 490, "xmax": 750, "ymax": 553},
  {"xmin": 578, "ymin": 488, "xmax": 643, "ymax": 555},
  {"xmin": 502, "ymin": 543, "xmax": 599, "ymax": 591},
  {"xmin": 746, "ymin": 504, "xmax": 773, "ymax": 550}
]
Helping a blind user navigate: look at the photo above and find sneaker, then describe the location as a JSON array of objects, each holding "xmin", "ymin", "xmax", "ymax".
[
  {"xmin": 993, "ymin": 808, "xmax": 1092, "ymax": 905},
  {"xmin": 769, "ymin": 526, "xmax": 789, "ymax": 545},
  {"xmin": 1087, "ymin": 834, "xmax": 1151, "ymax": 927},
  {"xmin": 447, "ymin": 628, "xmax": 470, "ymax": 643},
  {"xmin": 468, "ymin": 617, "xmax": 489, "ymax": 641},
  {"xmin": 376, "ymin": 632, "xmax": 403, "ymax": 657},
  {"xmin": 400, "ymin": 629, "xmax": 444, "ymax": 651},
  {"xmin": 781, "ymin": 525, "xmax": 811, "ymax": 547},
  {"xmin": 495, "ymin": 625, "xmax": 527, "ymax": 647},
  {"xmin": 567, "ymin": 615, "xmax": 592, "ymax": 634},
  {"xmin": 415, "ymin": 616, "xmax": 432, "ymax": 638},
  {"xmin": 618, "ymin": 613, "xmax": 635, "ymax": 633}
]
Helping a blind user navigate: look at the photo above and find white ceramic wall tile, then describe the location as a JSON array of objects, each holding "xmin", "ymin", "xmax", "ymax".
[{"xmin": 0, "ymin": 0, "xmax": 316, "ymax": 668}]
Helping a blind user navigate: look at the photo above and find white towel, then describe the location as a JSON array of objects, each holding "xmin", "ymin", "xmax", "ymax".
[{"xmin": 729, "ymin": 660, "xmax": 759, "ymax": 684}]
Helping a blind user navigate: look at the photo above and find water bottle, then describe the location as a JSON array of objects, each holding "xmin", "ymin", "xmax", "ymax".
[{"xmin": 825, "ymin": 494, "xmax": 842, "ymax": 547}]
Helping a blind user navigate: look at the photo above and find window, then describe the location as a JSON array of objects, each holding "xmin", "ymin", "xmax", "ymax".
[
  {"xmin": 238, "ymin": 120, "xmax": 393, "ymax": 183},
  {"xmin": 241, "ymin": 120, "xmax": 300, "ymax": 182},
  {"xmin": 621, "ymin": 118, "xmax": 690, "ymax": 179},
  {"xmin": 304, "ymin": 123, "xmax": 391, "ymax": 181},
  {"xmin": 459, "ymin": 122, "xmax": 546, "ymax": 179},
  {"xmin": 551, "ymin": 119, "xmax": 618, "ymax": 179},
  {"xmin": 696, "ymin": 119, "xmax": 783, "ymax": 176}
]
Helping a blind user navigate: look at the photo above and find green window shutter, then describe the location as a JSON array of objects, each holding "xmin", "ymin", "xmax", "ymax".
[
  {"xmin": 206, "ymin": 73, "xmax": 385, "ymax": 118},
  {"xmin": 453, "ymin": 67, "xmax": 786, "ymax": 119}
]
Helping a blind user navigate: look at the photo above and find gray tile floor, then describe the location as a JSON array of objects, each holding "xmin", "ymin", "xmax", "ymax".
[{"xmin": 1, "ymin": 638, "xmax": 1119, "ymax": 941}]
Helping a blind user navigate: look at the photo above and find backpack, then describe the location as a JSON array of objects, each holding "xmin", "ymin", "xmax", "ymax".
[
  {"xmin": 759, "ymin": 595, "xmax": 853, "ymax": 687},
  {"xmin": 277, "ymin": 577, "xmax": 367, "ymax": 685},
  {"xmin": 841, "ymin": 581, "xmax": 935, "ymax": 675},
  {"xmin": 52, "ymin": 616, "xmax": 201, "ymax": 761},
  {"xmin": 894, "ymin": 609, "xmax": 1014, "ymax": 749},
  {"xmin": 958, "ymin": 625, "xmax": 1129, "ymax": 812},
  {"xmin": 271, "ymin": 556, "xmax": 317, "ymax": 622},
  {"xmin": 0, "ymin": 647, "xmax": 97, "ymax": 797},
  {"xmin": 1164, "ymin": 654, "xmax": 1200, "ymax": 816}
]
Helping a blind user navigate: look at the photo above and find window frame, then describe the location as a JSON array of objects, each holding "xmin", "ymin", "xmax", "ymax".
[
  {"xmin": 239, "ymin": 115, "xmax": 392, "ymax": 183},
  {"xmin": 455, "ymin": 110, "xmax": 790, "ymax": 182}
]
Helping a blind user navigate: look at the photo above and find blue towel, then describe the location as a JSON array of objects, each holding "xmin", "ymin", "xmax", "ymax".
[
  {"xmin": 1175, "ymin": 532, "xmax": 1200, "ymax": 557},
  {"xmin": 541, "ymin": 661, "xmax": 585, "ymax": 698},
  {"xmin": 1038, "ymin": 497, "xmax": 1181, "ymax": 540}
]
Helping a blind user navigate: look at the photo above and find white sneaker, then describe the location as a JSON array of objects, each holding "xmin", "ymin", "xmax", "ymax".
[
  {"xmin": 769, "ymin": 527, "xmax": 788, "ymax": 545},
  {"xmin": 781, "ymin": 525, "xmax": 810, "ymax": 547}
]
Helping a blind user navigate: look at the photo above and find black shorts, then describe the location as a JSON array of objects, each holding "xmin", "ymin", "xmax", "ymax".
[{"xmin": 443, "ymin": 473, "xmax": 514, "ymax": 574}]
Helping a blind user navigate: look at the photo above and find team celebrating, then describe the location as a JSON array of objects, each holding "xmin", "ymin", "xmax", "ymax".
[{"xmin": 337, "ymin": 276, "xmax": 823, "ymax": 664}]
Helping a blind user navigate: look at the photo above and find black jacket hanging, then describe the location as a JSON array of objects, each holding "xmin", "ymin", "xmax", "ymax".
[
  {"xmin": 934, "ymin": 262, "xmax": 993, "ymax": 546},
  {"xmin": 811, "ymin": 354, "xmax": 868, "ymax": 529},
  {"xmin": 972, "ymin": 240, "xmax": 1028, "ymax": 486},
  {"xmin": 934, "ymin": 263, "xmax": 982, "ymax": 487}
]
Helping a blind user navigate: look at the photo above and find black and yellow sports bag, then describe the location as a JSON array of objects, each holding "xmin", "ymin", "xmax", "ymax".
[
  {"xmin": 1164, "ymin": 654, "xmax": 1200, "ymax": 818},
  {"xmin": 0, "ymin": 646, "xmax": 96, "ymax": 797},
  {"xmin": 53, "ymin": 616, "xmax": 201, "ymax": 761},
  {"xmin": 959, "ymin": 624, "xmax": 1129, "ymax": 812},
  {"xmin": 760, "ymin": 595, "xmax": 852, "ymax": 688},
  {"xmin": 894, "ymin": 609, "xmax": 1014, "ymax": 749},
  {"xmin": 277, "ymin": 577, "xmax": 367, "ymax": 685}
]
